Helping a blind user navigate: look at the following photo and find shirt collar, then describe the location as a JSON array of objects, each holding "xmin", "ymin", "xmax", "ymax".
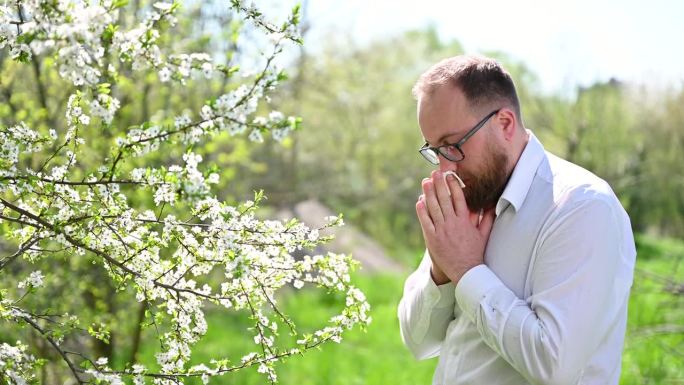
[{"xmin": 495, "ymin": 130, "xmax": 545, "ymax": 216}]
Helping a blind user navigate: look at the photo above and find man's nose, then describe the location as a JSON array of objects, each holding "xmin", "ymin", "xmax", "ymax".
[{"xmin": 438, "ymin": 157, "xmax": 457, "ymax": 173}]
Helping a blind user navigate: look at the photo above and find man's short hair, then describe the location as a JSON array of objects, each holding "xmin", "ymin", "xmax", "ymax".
[{"xmin": 412, "ymin": 55, "xmax": 521, "ymax": 121}]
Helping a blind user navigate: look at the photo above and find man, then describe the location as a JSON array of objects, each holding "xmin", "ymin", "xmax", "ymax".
[{"xmin": 397, "ymin": 55, "xmax": 636, "ymax": 385}]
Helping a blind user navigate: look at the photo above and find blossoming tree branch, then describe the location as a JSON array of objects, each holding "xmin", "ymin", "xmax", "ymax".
[{"xmin": 0, "ymin": 1, "xmax": 370, "ymax": 383}]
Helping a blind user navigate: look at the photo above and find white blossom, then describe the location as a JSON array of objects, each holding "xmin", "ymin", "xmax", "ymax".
[
  {"xmin": 18, "ymin": 271, "xmax": 44, "ymax": 289},
  {"xmin": 10, "ymin": 44, "xmax": 31, "ymax": 60},
  {"xmin": 159, "ymin": 66, "xmax": 172, "ymax": 82},
  {"xmin": 174, "ymin": 114, "xmax": 191, "ymax": 128},
  {"xmin": 90, "ymin": 94, "xmax": 120, "ymax": 124},
  {"xmin": 153, "ymin": 183, "xmax": 176, "ymax": 206},
  {"xmin": 248, "ymin": 129, "xmax": 264, "ymax": 143},
  {"xmin": 201, "ymin": 62, "xmax": 213, "ymax": 78},
  {"xmin": 0, "ymin": 341, "xmax": 36, "ymax": 384},
  {"xmin": 131, "ymin": 168, "xmax": 147, "ymax": 182},
  {"xmin": 0, "ymin": 2, "xmax": 369, "ymax": 384},
  {"xmin": 206, "ymin": 173, "xmax": 219, "ymax": 184},
  {"xmin": 153, "ymin": 2, "xmax": 173, "ymax": 11}
]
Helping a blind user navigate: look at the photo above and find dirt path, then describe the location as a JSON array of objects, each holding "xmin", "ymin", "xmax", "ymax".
[{"xmin": 275, "ymin": 200, "xmax": 406, "ymax": 275}]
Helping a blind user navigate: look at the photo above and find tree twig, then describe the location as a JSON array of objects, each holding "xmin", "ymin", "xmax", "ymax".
[{"xmin": 19, "ymin": 314, "xmax": 86, "ymax": 384}]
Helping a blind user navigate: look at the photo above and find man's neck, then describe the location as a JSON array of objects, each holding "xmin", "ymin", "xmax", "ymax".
[{"xmin": 507, "ymin": 129, "xmax": 531, "ymax": 178}]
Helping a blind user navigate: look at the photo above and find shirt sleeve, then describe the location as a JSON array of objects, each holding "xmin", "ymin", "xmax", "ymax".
[
  {"xmin": 398, "ymin": 249, "xmax": 460, "ymax": 360},
  {"xmin": 454, "ymin": 197, "xmax": 635, "ymax": 384}
]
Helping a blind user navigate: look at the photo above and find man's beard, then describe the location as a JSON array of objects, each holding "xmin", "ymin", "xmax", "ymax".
[{"xmin": 459, "ymin": 141, "xmax": 510, "ymax": 212}]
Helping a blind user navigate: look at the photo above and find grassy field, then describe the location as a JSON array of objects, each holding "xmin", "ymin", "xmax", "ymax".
[
  {"xmin": 620, "ymin": 235, "xmax": 684, "ymax": 384},
  {"xmin": 133, "ymin": 233, "xmax": 683, "ymax": 384}
]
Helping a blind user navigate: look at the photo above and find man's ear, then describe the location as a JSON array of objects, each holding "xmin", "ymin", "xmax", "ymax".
[{"xmin": 497, "ymin": 108, "xmax": 517, "ymax": 141}]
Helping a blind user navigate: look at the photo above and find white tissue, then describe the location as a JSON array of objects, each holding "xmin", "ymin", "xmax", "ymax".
[{"xmin": 443, "ymin": 170, "xmax": 466, "ymax": 189}]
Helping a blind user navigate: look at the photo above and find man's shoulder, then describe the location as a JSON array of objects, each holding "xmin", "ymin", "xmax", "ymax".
[{"xmin": 537, "ymin": 151, "xmax": 619, "ymax": 209}]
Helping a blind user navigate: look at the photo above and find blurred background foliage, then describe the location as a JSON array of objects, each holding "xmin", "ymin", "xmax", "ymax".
[
  {"xmin": 1, "ymin": 0, "xmax": 683, "ymax": 383},
  {"xmin": 257, "ymin": 26, "xmax": 684, "ymax": 260}
]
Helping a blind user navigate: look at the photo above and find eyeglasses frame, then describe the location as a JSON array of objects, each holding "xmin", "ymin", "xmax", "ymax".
[{"xmin": 419, "ymin": 109, "xmax": 501, "ymax": 165}]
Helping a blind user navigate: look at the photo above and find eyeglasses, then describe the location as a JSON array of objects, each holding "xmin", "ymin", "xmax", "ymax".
[{"xmin": 418, "ymin": 109, "xmax": 500, "ymax": 165}]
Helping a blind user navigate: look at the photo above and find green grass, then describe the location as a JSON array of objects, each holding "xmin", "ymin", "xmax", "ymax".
[
  {"xmin": 130, "ymin": 233, "xmax": 683, "ymax": 384},
  {"xmin": 620, "ymin": 234, "xmax": 684, "ymax": 384},
  {"xmin": 269, "ymin": 274, "xmax": 437, "ymax": 385}
]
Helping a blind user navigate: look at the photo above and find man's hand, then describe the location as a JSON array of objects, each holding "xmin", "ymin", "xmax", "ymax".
[{"xmin": 416, "ymin": 170, "xmax": 496, "ymax": 285}]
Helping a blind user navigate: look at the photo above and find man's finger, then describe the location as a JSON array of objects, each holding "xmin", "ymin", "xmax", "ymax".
[
  {"xmin": 422, "ymin": 178, "xmax": 444, "ymax": 224},
  {"xmin": 433, "ymin": 170, "xmax": 455, "ymax": 219},
  {"xmin": 447, "ymin": 173, "xmax": 469, "ymax": 216},
  {"xmin": 478, "ymin": 208, "xmax": 496, "ymax": 238},
  {"xmin": 468, "ymin": 210, "xmax": 479, "ymax": 227},
  {"xmin": 416, "ymin": 196, "xmax": 435, "ymax": 234}
]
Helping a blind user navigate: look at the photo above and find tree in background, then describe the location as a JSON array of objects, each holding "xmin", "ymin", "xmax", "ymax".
[
  {"xmin": 245, "ymin": 28, "xmax": 464, "ymax": 260},
  {"xmin": 247, "ymin": 28, "xmax": 684, "ymax": 257},
  {"xmin": 0, "ymin": 1, "xmax": 370, "ymax": 384}
]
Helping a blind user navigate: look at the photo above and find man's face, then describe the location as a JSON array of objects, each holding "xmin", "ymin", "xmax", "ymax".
[
  {"xmin": 455, "ymin": 138, "xmax": 509, "ymax": 211},
  {"xmin": 418, "ymin": 86, "xmax": 510, "ymax": 211}
]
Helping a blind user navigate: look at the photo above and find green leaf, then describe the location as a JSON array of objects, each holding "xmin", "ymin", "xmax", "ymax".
[
  {"xmin": 277, "ymin": 70, "xmax": 289, "ymax": 82},
  {"xmin": 101, "ymin": 24, "xmax": 118, "ymax": 44},
  {"xmin": 97, "ymin": 83, "xmax": 112, "ymax": 95},
  {"xmin": 113, "ymin": 0, "xmax": 129, "ymax": 8}
]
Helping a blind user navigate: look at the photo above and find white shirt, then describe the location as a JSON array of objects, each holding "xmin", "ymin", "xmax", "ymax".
[{"xmin": 398, "ymin": 131, "xmax": 636, "ymax": 385}]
